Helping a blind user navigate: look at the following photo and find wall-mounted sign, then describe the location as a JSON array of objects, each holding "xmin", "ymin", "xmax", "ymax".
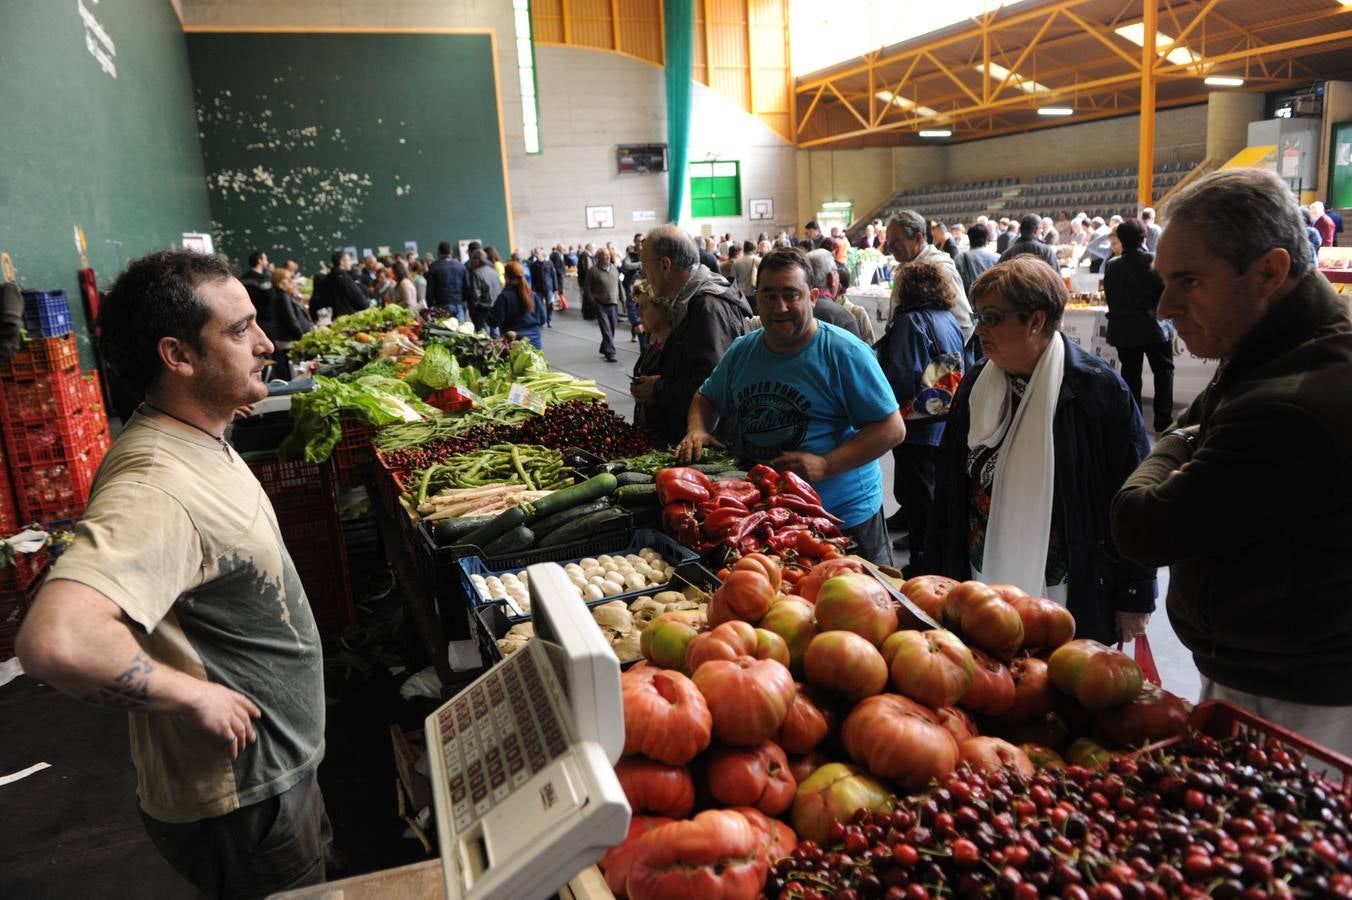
[
  {"xmin": 182, "ymin": 233, "xmax": 215, "ymax": 255},
  {"xmin": 632, "ymin": 210, "xmax": 657, "ymax": 223},
  {"xmin": 617, "ymin": 144, "xmax": 667, "ymax": 174}
]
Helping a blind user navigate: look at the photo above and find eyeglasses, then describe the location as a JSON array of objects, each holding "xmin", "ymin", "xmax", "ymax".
[{"xmin": 974, "ymin": 308, "xmax": 1021, "ymax": 328}]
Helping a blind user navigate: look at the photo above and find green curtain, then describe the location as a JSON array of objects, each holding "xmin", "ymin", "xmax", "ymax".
[{"xmin": 664, "ymin": 0, "xmax": 694, "ymax": 224}]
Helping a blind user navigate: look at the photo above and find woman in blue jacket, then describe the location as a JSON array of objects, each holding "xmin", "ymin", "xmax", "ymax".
[
  {"xmin": 493, "ymin": 261, "xmax": 544, "ymax": 349},
  {"xmin": 877, "ymin": 261, "xmax": 966, "ymax": 575}
]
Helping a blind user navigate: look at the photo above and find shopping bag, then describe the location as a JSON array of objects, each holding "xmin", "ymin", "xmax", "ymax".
[{"xmin": 1118, "ymin": 634, "xmax": 1161, "ymax": 687}]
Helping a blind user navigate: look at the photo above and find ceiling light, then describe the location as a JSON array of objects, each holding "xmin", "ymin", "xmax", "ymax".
[
  {"xmin": 1115, "ymin": 22, "xmax": 1202, "ymax": 67},
  {"xmin": 874, "ymin": 90, "xmax": 938, "ymax": 117},
  {"xmin": 1204, "ymin": 76, "xmax": 1245, "ymax": 87},
  {"xmin": 821, "ymin": 201, "xmax": 853, "ymax": 210},
  {"xmin": 975, "ymin": 62, "xmax": 1049, "ymax": 94},
  {"xmin": 918, "ymin": 129, "xmax": 952, "ymax": 138},
  {"xmin": 1038, "ymin": 106, "xmax": 1074, "ymax": 116}
]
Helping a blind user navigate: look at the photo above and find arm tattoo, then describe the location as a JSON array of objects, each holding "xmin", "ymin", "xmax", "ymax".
[{"xmin": 84, "ymin": 651, "xmax": 155, "ymax": 709}]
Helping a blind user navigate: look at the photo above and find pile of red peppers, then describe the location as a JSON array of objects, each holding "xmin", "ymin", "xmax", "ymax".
[{"xmin": 657, "ymin": 464, "xmax": 851, "ymax": 569}]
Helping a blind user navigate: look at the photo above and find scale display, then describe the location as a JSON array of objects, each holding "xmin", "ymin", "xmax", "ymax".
[{"xmin": 425, "ymin": 563, "xmax": 630, "ymax": 900}]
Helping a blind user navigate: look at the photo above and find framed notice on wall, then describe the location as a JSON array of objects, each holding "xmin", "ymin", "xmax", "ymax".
[{"xmin": 585, "ymin": 206, "xmax": 614, "ymax": 230}]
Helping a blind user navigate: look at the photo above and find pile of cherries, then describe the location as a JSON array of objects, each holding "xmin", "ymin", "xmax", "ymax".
[{"xmin": 769, "ymin": 735, "xmax": 1352, "ymax": 899}]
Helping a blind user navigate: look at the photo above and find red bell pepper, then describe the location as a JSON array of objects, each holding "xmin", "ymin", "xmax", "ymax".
[
  {"xmin": 780, "ymin": 471, "xmax": 823, "ymax": 505},
  {"xmin": 661, "ymin": 501, "xmax": 702, "ymax": 547},
  {"xmin": 764, "ymin": 506, "xmax": 798, "ymax": 529},
  {"xmin": 699, "ymin": 495, "xmax": 749, "ymax": 513},
  {"xmin": 748, "ymin": 464, "xmax": 780, "ymax": 497},
  {"xmin": 710, "ymin": 480, "xmax": 761, "ymax": 507},
  {"xmin": 656, "ymin": 467, "xmax": 713, "ymax": 505},
  {"xmin": 769, "ymin": 494, "xmax": 845, "ymax": 526},
  {"xmin": 703, "ymin": 506, "xmax": 747, "ymax": 537}
]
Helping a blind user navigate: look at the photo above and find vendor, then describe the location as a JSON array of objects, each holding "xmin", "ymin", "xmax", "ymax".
[{"xmin": 676, "ymin": 247, "xmax": 905, "ymax": 565}]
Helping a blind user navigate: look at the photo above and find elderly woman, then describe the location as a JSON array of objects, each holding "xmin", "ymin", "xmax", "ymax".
[
  {"xmin": 1103, "ymin": 218, "xmax": 1173, "ymax": 432},
  {"xmin": 629, "ymin": 281, "xmax": 684, "ymax": 443},
  {"xmin": 924, "ymin": 256, "xmax": 1156, "ymax": 645},
  {"xmin": 877, "ymin": 261, "xmax": 966, "ymax": 575}
]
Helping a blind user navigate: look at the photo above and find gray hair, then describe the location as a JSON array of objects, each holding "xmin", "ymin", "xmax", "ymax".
[
  {"xmin": 805, "ymin": 249, "xmax": 837, "ymax": 291},
  {"xmin": 1164, "ymin": 168, "xmax": 1312, "ymax": 278},
  {"xmin": 888, "ymin": 210, "xmax": 927, "ymax": 240},
  {"xmin": 644, "ymin": 224, "xmax": 700, "ymax": 271}
]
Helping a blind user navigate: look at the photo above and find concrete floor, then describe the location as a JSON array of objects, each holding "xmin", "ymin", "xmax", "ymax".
[{"xmin": 540, "ymin": 302, "xmax": 1202, "ymax": 702}]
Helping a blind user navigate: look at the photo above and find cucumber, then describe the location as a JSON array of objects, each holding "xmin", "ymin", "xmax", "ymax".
[
  {"xmin": 530, "ymin": 499, "xmax": 612, "ymax": 538},
  {"xmin": 460, "ymin": 505, "xmax": 529, "ymax": 551},
  {"xmin": 615, "ymin": 471, "xmax": 655, "ymax": 486},
  {"xmin": 527, "ymin": 473, "xmax": 618, "ymax": 521},
  {"xmin": 483, "ymin": 525, "xmax": 536, "ymax": 556},
  {"xmin": 615, "ymin": 483, "xmax": 659, "ymax": 508},
  {"xmin": 538, "ymin": 508, "xmax": 629, "ymax": 547},
  {"xmin": 712, "ymin": 470, "xmax": 749, "ymax": 482},
  {"xmin": 433, "ymin": 514, "xmax": 498, "ymax": 544},
  {"xmin": 688, "ymin": 462, "xmax": 733, "ymax": 475}
]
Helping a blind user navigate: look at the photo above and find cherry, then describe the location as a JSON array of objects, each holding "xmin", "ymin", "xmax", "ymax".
[{"xmin": 951, "ymin": 838, "xmax": 980, "ymax": 870}]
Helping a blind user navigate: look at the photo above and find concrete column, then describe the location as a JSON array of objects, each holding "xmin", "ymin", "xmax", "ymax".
[{"xmin": 1206, "ymin": 91, "xmax": 1266, "ymax": 166}]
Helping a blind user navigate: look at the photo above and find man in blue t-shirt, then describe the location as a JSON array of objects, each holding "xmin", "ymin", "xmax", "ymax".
[{"xmin": 677, "ymin": 247, "xmax": 906, "ymax": 564}]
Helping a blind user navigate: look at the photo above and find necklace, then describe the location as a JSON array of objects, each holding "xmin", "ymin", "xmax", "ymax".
[{"xmin": 139, "ymin": 402, "xmax": 232, "ymax": 459}]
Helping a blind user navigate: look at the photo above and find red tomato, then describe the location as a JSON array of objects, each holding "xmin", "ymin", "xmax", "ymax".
[
  {"xmin": 934, "ymin": 705, "xmax": 980, "ymax": 744},
  {"xmin": 1007, "ymin": 593, "xmax": 1077, "ymax": 651},
  {"xmin": 685, "ymin": 620, "xmax": 789, "ymax": 673},
  {"xmin": 1093, "ymin": 682, "xmax": 1190, "ymax": 748},
  {"xmin": 994, "ymin": 657, "xmax": 1058, "ymax": 725},
  {"xmin": 615, "ymin": 757, "xmax": 696, "ymax": 817},
  {"xmin": 732, "ymin": 806, "xmax": 797, "ymax": 862},
  {"xmin": 621, "ymin": 665, "xmax": 712, "ymax": 765},
  {"xmin": 758, "ymin": 596, "xmax": 817, "ymax": 672},
  {"xmin": 813, "ymin": 572, "xmax": 899, "ymax": 647},
  {"xmin": 775, "ymin": 683, "xmax": 839, "ymax": 754},
  {"xmin": 963, "ymin": 647, "xmax": 1017, "ymax": 716},
  {"xmin": 887, "ymin": 628, "xmax": 975, "ymax": 709},
  {"xmin": 797, "ymin": 557, "xmax": 868, "ymax": 604},
  {"xmin": 692, "ymin": 655, "xmax": 796, "ymax": 746},
  {"xmin": 1047, "ymin": 640, "xmax": 1144, "ymax": 710},
  {"xmin": 899, "ymin": 574, "xmax": 959, "ymax": 621},
  {"xmin": 942, "ymin": 581, "xmax": 1025, "ymax": 660},
  {"xmin": 706, "ymin": 740, "xmax": 797, "ymax": 815},
  {"xmin": 1020, "ymin": 743, "xmax": 1067, "ymax": 770},
  {"xmin": 640, "ymin": 609, "xmax": 706, "ymax": 672},
  {"xmin": 803, "ymin": 630, "xmax": 889, "ymax": 701},
  {"xmin": 599, "ymin": 815, "xmax": 675, "ymax": 899},
  {"xmin": 626, "ymin": 810, "xmax": 768, "ymax": 900},
  {"xmin": 791, "ymin": 762, "xmax": 894, "ymax": 845},
  {"xmin": 842, "ymin": 693, "xmax": 961, "ymax": 790},
  {"xmin": 999, "ymin": 710, "xmax": 1070, "ymax": 753},
  {"xmin": 786, "ymin": 748, "xmax": 834, "ymax": 785},
  {"xmin": 959, "ymin": 736, "xmax": 1035, "ymax": 779},
  {"xmin": 708, "ymin": 570, "xmax": 778, "ymax": 626},
  {"xmin": 732, "ymin": 553, "xmax": 782, "ymax": 594}
]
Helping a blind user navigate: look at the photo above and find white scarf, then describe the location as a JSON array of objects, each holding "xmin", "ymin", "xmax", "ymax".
[{"xmin": 967, "ymin": 332, "xmax": 1066, "ymax": 596}]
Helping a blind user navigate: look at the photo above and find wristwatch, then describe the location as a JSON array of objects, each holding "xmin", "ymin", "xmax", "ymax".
[{"xmin": 1165, "ymin": 428, "xmax": 1199, "ymax": 453}]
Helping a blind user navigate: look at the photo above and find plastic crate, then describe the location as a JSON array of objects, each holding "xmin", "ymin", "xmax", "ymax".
[
  {"xmin": 3, "ymin": 410, "xmax": 100, "ymax": 466},
  {"xmin": 0, "ymin": 571, "xmax": 46, "ymax": 660},
  {"xmin": 2, "ymin": 334, "xmax": 79, "ymax": 378},
  {"xmin": 0, "ymin": 545, "xmax": 48, "ymax": 592},
  {"xmin": 0, "ymin": 445, "xmax": 20, "ymax": 534},
  {"xmin": 1146, "ymin": 701, "xmax": 1352, "ymax": 792},
  {"xmin": 246, "ymin": 453, "xmax": 354, "ymax": 635},
  {"xmin": 456, "ymin": 528, "xmax": 699, "ymax": 621},
  {"xmin": 0, "ymin": 370, "xmax": 99, "ymax": 424},
  {"xmin": 81, "ymin": 369, "xmax": 105, "ymax": 411},
  {"xmin": 11, "ymin": 457, "xmax": 97, "ymax": 522},
  {"xmin": 332, "ymin": 416, "xmax": 378, "ymax": 489},
  {"xmin": 21, "ymin": 290, "xmax": 73, "ymax": 339}
]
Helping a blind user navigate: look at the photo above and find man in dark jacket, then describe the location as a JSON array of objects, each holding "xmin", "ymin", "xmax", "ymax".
[
  {"xmin": 528, "ymin": 248, "xmax": 556, "ymax": 328},
  {"xmin": 1112, "ymin": 168, "xmax": 1352, "ymax": 755},
  {"xmin": 805, "ymin": 249, "xmax": 862, "ymax": 339},
  {"xmin": 586, "ymin": 249, "xmax": 623, "ymax": 362},
  {"xmin": 310, "ymin": 251, "xmax": 367, "ymax": 322},
  {"xmin": 631, "ymin": 225, "xmax": 752, "ymax": 442},
  {"xmin": 576, "ymin": 244, "xmax": 595, "ymax": 320},
  {"xmin": 1102, "ymin": 218, "xmax": 1173, "ymax": 431},
  {"xmin": 999, "ymin": 214, "xmax": 1061, "ymax": 272},
  {"xmin": 239, "ymin": 250, "xmax": 277, "ymax": 339},
  {"xmin": 426, "ymin": 241, "xmax": 471, "ymax": 322},
  {"xmin": 468, "ymin": 249, "xmax": 502, "ymax": 335},
  {"xmin": 954, "ymin": 224, "xmax": 1000, "ymax": 296}
]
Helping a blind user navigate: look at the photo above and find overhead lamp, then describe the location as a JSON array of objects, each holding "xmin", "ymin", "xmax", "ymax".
[
  {"xmin": 974, "ymin": 62, "xmax": 1050, "ymax": 94},
  {"xmin": 1114, "ymin": 22, "xmax": 1202, "ymax": 67},
  {"xmin": 918, "ymin": 129, "xmax": 952, "ymax": 138},
  {"xmin": 1037, "ymin": 106, "xmax": 1074, "ymax": 116},
  {"xmin": 1204, "ymin": 76, "xmax": 1245, "ymax": 87},
  {"xmin": 874, "ymin": 90, "xmax": 939, "ymax": 118},
  {"xmin": 821, "ymin": 200, "xmax": 853, "ymax": 210}
]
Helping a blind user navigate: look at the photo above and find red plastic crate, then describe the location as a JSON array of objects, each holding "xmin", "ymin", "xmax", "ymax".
[
  {"xmin": 3, "ymin": 411, "xmax": 100, "ymax": 466},
  {"xmin": 11, "ymin": 456, "xmax": 97, "ymax": 522},
  {"xmin": 0, "ymin": 370, "xmax": 100, "ymax": 425},
  {"xmin": 2, "ymin": 334, "xmax": 79, "ymax": 378},
  {"xmin": 332, "ymin": 417, "xmax": 378, "ymax": 489},
  {"xmin": 0, "ymin": 571, "xmax": 46, "ymax": 660},
  {"xmin": 247, "ymin": 454, "xmax": 354, "ymax": 635},
  {"xmin": 0, "ymin": 546, "xmax": 48, "ymax": 592}
]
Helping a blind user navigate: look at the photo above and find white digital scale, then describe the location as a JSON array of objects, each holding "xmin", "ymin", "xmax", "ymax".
[{"xmin": 424, "ymin": 562, "xmax": 631, "ymax": 900}]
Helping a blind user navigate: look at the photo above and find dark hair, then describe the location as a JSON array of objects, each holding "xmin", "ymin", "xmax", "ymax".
[
  {"xmin": 728, "ymin": 244, "xmax": 742, "ymax": 259},
  {"xmin": 805, "ymin": 220, "xmax": 821, "ymax": 232},
  {"xmin": 838, "ymin": 262, "xmax": 852, "ymax": 291},
  {"xmin": 247, "ymin": 250, "xmax": 266, "ymax": 268},
  {"xmin": 469, "ymin": 249, "xmax": 487, "ymax": 268},
  {"xmin": 968, "ymin": 223, "xmax": 990, "ymax": 247},
  {"xmin": 330, "ymin": 250, "xmax": 347, "ymax": 268},
  {"xmin": 894, "ymin": 261, "xmax": 956, "ymax": 312},
  {"xmin": 1116, "ymin": 218, "xmax": 1147, "ymax": 251},
  {"xmin": 758, "ymin": 247, "xmax": 813, "ymax": 283},
  {"xmin": 394, "ymin": 260, "xmax": 410, "ymax": 281},
  {"xmin": 437, "ymin": 240, "xmax": 453, "ymax": 256},
  {"xmin": 1164, "ymin": 168, "xmax": 1311, "ymax": 278},
  {"xmin": 485, "ymin": 245, "xmax": 502, "ymax": 263},
  {"xmin": 969, "ymin": 256, "xmax": 1068, "ymax": 327},
  {"xmin": 1019, "ymin": 214, "xmax": 1041, "ymax": 236},
  {"xmin": 99, "ymin": 250, "xmax": 235, "ymax": 393},
  {"xmin": 1300, "ymin": 208, "xmax": 1313, "ymax": 226},
  {"xmin": 504, "ymin": 260, "xmax": 534, "ymax": 314},
  {"xmin": 467, "ymin": 241, "xmax": 482, "ymax": 255},
  {"xmin": 743, "ymin": 240, "xmax": 755, "ymax": 253}
]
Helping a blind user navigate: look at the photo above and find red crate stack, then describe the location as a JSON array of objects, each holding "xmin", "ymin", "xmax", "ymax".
[
  {"xmin": 0, "ymin": 340, "xmax": 111, "ymax": 523},
  {"xmin": 331, "ymin": 416, "xmax": 378, "ymax": 489},
  {"xmin": 0, "ymin": 443, "xmax": 20, "ymax": 535}
]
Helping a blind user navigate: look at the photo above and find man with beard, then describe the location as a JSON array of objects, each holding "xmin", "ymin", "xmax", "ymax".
[
  {"xmin": 677, "ymin": 247, "xmax": 905, "ymax": 565},
  {"xmin": 1111, "ymin": 168, "xmax": 1352, "ymax": 755},
  {"xmin": 18, "ymin": 250, "xmax": 331, "ymax": 896}
]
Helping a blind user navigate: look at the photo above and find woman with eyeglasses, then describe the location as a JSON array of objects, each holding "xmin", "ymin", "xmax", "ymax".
[{"xmin": 922, "ymin": 257, "xmax": 1157, "ymax": 646}]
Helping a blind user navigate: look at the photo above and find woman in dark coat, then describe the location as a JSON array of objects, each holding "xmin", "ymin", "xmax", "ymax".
[
  {"xmin": 493, "ymin": 261, "xmax": 543, "ymax": 349},
  {"xmin": 1103, "ymin": 218, "xmax": 1175, "ymax": 433},
  {"xmin": 629, "ymin": 281, "xmax": 683, "ymax": 443},
  {"xmin": 923, "ymin": 257, "xmax": 1156, "ymax": 646}
]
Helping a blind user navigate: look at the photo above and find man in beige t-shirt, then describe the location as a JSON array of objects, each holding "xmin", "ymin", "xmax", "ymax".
[{"xmin": 19, "ymin": 249, "xmax": 329, "ymax": 898}]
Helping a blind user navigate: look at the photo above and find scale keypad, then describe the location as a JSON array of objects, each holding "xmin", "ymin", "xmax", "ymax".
[{"xmin": 436, "ymin": 645, "xmax": 571, "ymax": 833}]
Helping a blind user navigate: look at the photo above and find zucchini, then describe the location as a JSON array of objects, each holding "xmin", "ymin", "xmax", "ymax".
[
  {"xmin": 483, "ymin": 525, "xmax": 536, "ymax": 556},
  {"xmin": 615, "ymin": 471, "xmax": 655, "ymax": 486},
  {"xmin": 538, "ymin": 508, "xmax": 629, "ymax": 547},
  {"xmin": 434, "ymin": 514, "xmax": 498, "ymax": 544},
  {"xmin": 712, "ymin": 470, "xmax": 749, "ymax": 482},
  {"xmin": 526, "ymin": 473, "xmax": 618, "ymax": 521},
  {"xmin": 615, "ymin": 483, "xmax": 660, "ymax": 508},
  {"xmin": 530, "ymin": 499, "xmax": 612, "ymax": 538},
  {"xmin": 460, "ymin": 505, "xmax": 529, "ymax": 551},
  {"xmin": 688, "ymin": 462, "xmax": 733, "ymax": 475}
]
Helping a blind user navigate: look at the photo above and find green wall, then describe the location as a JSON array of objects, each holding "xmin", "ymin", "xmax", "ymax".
[
  {"xmin": 0, "ymin": 1, "xmax": 212, "ymax": 360},
  {"xmin": 186, "ymin": 32, "xmax": 511, "ymax": 273}
]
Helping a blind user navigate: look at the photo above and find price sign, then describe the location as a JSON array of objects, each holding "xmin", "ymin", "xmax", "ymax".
[{"xmin": 507, "ymin": 385, "xmax": 547, "ymax": 414}]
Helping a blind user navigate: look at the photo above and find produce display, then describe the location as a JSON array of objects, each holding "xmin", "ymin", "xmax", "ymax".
[
  {"xmin": 471, "ymin": 549, "xmax": 677, "ymax": 609},
  {"xmin": 410, "ymin": 445, "xmax": 572, "ymax": 507},
  {"xmin": 288, "ymin": 305, "xmax": 418, "ymax": 364},
  {"xmin": 494, "ymin": 590, "xmax": 705, "ymax": 663}
]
